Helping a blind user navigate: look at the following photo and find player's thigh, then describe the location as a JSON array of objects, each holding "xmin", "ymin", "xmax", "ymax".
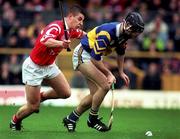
[
  {"xmin": 78, "ymin": 62, "xmax": 108, "ymax": 89},
  {"xmin": 46, "ymin": 72, "xmax": 70, "ymax": 94},
  {"xmin": 86, "ymin": 78, "xmax": 98, "ymax": 95},
  {"xmin": 25, "ymin": 85, "xmax": 41, "ymax": 105}
]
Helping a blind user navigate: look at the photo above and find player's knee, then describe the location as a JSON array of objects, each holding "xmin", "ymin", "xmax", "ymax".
[
  {"xmin": 61, "ymin": 89, "xmax": 71, "ymax": 99},
  {"xmin": 29, "ymin": 104, "xmax": 40, "ymax": 113},
  {"xmin": 63, "ymin": 92, "xmax": 71, "ymax": 98},
  {"xmin": 101, "ymin": 84, "xmax": 110, "ymax": 92},
  {"xmin": 55, "ymin": 88, "xmax": 71, "ymax": 99}
]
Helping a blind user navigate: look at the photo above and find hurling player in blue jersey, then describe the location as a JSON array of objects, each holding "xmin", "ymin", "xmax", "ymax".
[{"xmin": 63, "ymin": 12, "xmax": 144, "ymax": 132}]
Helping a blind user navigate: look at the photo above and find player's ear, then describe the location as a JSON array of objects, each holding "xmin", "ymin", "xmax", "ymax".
[{"xmin": 67, "ymin": 13, "xmax": 74, "ymax": 19}]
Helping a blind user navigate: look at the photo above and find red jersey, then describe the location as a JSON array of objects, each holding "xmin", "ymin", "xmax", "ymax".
[{"xmin": 30, "ymin": 20, "xmax": 83, "ymax": 66}]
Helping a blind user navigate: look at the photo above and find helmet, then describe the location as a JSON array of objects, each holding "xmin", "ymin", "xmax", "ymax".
[{"xmin": 125, "ymin": 12, "xmax": 144, "ymax": 33}]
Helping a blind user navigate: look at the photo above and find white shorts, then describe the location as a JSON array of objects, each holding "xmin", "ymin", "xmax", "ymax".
[
  {"xmin": 22, "ymin": 57, "xmax": 61, "ymax": 86},
  {"xmin": 72, "ymin": 43, "xmax": 91, "ymax": 70}
]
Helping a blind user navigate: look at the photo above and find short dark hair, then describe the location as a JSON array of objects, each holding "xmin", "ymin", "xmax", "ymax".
[{"xmin": 67, "ymin": 4, "xmax": 86, "ymax": 17}]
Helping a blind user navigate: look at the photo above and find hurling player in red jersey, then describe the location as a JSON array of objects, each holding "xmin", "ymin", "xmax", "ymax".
[{"xmin": 10, "ymin": 5, "xmax": 86, "ymax": 131}]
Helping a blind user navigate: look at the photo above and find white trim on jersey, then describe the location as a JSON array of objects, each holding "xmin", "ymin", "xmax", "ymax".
[
  {"xmin": 116, "ymin": 23, "xmax": 121, "ymax": 38},
  {"xmin": 40, "ymin": 24, "xmax": 61, "ymax": 42},
  {"xmin": 49, "ymin": 23, "xmax": 61, "ymax": 34}
]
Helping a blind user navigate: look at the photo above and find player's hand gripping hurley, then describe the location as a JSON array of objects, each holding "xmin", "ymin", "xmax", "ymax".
[
  {"xmin": 59, "ymin": 0, "xmax": 71, "ymax": 52},
  {"xmin": 108, "ymin": 83, "xmax": 115, "ymax": 130}
]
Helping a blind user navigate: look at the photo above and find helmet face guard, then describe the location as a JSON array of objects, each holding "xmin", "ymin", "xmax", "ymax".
[
  {"xmin": 125, "ymin": 12, "xmax": 144, "ymax": 33},
  {"xmin": 129, "ymin": 24, "xmax": 144, "ymax": 33}
]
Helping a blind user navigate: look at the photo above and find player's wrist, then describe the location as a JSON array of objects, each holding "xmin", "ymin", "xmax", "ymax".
[{"xmin": 59, "ymin": 41, "xmax": 65, "ymax": 48}]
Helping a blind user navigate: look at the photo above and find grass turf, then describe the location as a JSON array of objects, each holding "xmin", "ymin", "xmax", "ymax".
[{"xmin": 0, "ymin": 106, "xmax": 180, "ymax": 139}]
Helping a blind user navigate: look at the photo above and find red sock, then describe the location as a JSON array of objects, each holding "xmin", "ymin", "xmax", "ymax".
[{"xmin": 12, "ymin": 115, "xmax": 20, "ymax": 123}]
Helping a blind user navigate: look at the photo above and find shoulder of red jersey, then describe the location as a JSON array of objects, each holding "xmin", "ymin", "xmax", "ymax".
[
  {"xmin": 40, "ymin": 20, "xmax": 63, "ymax": 43},
  {"xmin": 46, "ymin": 20, "xmax": 63, "ymax": 34}
]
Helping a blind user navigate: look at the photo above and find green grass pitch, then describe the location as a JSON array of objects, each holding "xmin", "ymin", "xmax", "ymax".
[{"xmin": 0, "ymin": 106, "xmax": 180, "ymax": 139}]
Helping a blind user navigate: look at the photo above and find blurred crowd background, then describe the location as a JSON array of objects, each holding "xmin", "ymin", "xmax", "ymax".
[{"xmin": 0, "ymin": 0, "xmax": 179, "ymax": 90}]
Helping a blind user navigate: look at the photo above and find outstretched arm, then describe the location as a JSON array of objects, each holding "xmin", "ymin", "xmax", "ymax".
[
  {"xmin": 117, "ymin": 55, "xmax": 130, "ymax": 87},
  {"xmin": 43, "ymin": 38, "xmax": 71, "ymax": 48},
  {"xmin": 69, "ymin": 29, "xmax": 87, "ymax": 39}
]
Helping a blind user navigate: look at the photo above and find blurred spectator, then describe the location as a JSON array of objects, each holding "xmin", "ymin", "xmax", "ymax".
[
  {"xmin": 0, "ymin": 26, "xmax": 5, "ymax": 47},
  {"xmin": 170, "ymin": 58, "xmax": 180, "ymax": 74},
  {"xmin": 85, "ymin": 0, "xmax": 104, "ymax": 28},
  {"xmin": 147, "ymin": 0, "xmax": 164, "ymax": 11},
  {"xmin": 32, "ymin": 0, "xmax": 45, "ymax": 12},
  {"xmin": 44, "ymin": 0, "xmax": 54, "ymax": 11},
  {"xmin": 138, "ymin": 2, "xmax": 150, "ymax": 23},
  {"xmin": 27, "ymin": 14, "xmax": 45, "ymax": 47},
  {"xmin": 1, "ymin": 2, "xmax": 16, "ymax": 37},
  {"xmin": 142, "ymin": 30, "xmax": 165, "ymax": 52},
  {"xmin": 165, "ymin": 39, "xmax": 174, "ymax": 52},
  {"xmin": 161, "ymin": 58, "xmax": 180, "ymax": 74},
  {"xmin": 0, "ymin": 62, "xmax": 10, "ymax": 84},
  {"xmin": 167, "ymin": 0, "xmax": 179, "ymax": 12},
  {"xmin": 7, "ymin": 20, "xmax": 21, "ymax": 37},
  {"xmin": 103, "ymin": 0, "xmax": 122, "ymax": 19},
  {"xmin": 161, "ymin": 58, "xmax": 172, "ymax": 74},
  {"xmin": 15, "ymin": 0, "xmax": 25, "ymax": 8},
  {"xmin": 71, "ymin": 71, "xmax": 87, "ymax": 88},
  {"xmin": 17, "ymin": 27, "xmax": 31, "ymax": 48},
  {"xmin": 104, "ymin": 0, "xmax": 138, "ymax": 13},
  {"xmin": 126, "ymin": 39, "xmax": 139, "ymax": 51},
  {"xmin": 124, "ymin": 59, "xmax": 137, "ymax": 89},
  {"xmin": 8, "ymin": 54, "xmax": 22, "ymax": 84},
  {"xmin": 145, "ymin": 14, "xmax": 168, "ymax": 43},
  {"xmin": 42, "ymin": 0, "xmax": 56, "ymax": 23},
  {"xmin": 24, "ymin": 1, "xmax": 34, "ymax": 11},
  {"xmin": 168, "ymin": 13, "xmax": 179, "ymax": 40},
  {"xmin": 173, "ymin": 26, "xmax": 180, "ymax": 52},
  {"xmin": 142, "ymin": 63, "xmax": 162, "ymax": 90},
  {"xmin": 7, "ymin": 35, "xmax": 18, "ymax": 48},
  {"xmin": 103, "ymin": 6, "xmax": 113, "ymax": 22},
  {"xmin": 27, "ymin": 14, "xmax": 45, "ymax": 38}
]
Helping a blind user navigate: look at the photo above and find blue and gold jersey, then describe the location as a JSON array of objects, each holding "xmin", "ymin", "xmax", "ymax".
[{"xmin": 81, "ymin": 22, "xmax": 130, "ymax": 61}]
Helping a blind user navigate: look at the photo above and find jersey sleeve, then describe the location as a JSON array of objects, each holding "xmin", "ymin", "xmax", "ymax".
[
  {"xmin": 90, "ymin": 31, "xmax": 111, "ymax": 61},
  {"xmin": 69, "ymin": 29, "xmax": 83, "ymax": 39},
  {"xmin": 115, "ymin": 42, "xmax": 127, "ymax": 55},
  {"xmin": 40, "ymin": 23, "xmax": 61, "ymax": 43}
]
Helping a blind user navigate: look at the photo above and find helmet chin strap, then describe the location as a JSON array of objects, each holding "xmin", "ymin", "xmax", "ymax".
[
  {"xmin": 122, "ymin": 20, "xmax": 126, "ymax": 32},
  {"xmin": 123, "ymin": 20, "xmax": 132, "ymax": 31},
  {"xmin": 119, "ymin": 20, "xmax": 132, "ymax": 39},
  {"xmin": 122, "ymin": 20, "xmax": 132, "ymax": 34}
]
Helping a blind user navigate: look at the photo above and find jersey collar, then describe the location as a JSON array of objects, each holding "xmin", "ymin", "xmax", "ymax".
[{"xmin": 64, "ymin": 18, "xmax": 69, "ymax": 30}]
